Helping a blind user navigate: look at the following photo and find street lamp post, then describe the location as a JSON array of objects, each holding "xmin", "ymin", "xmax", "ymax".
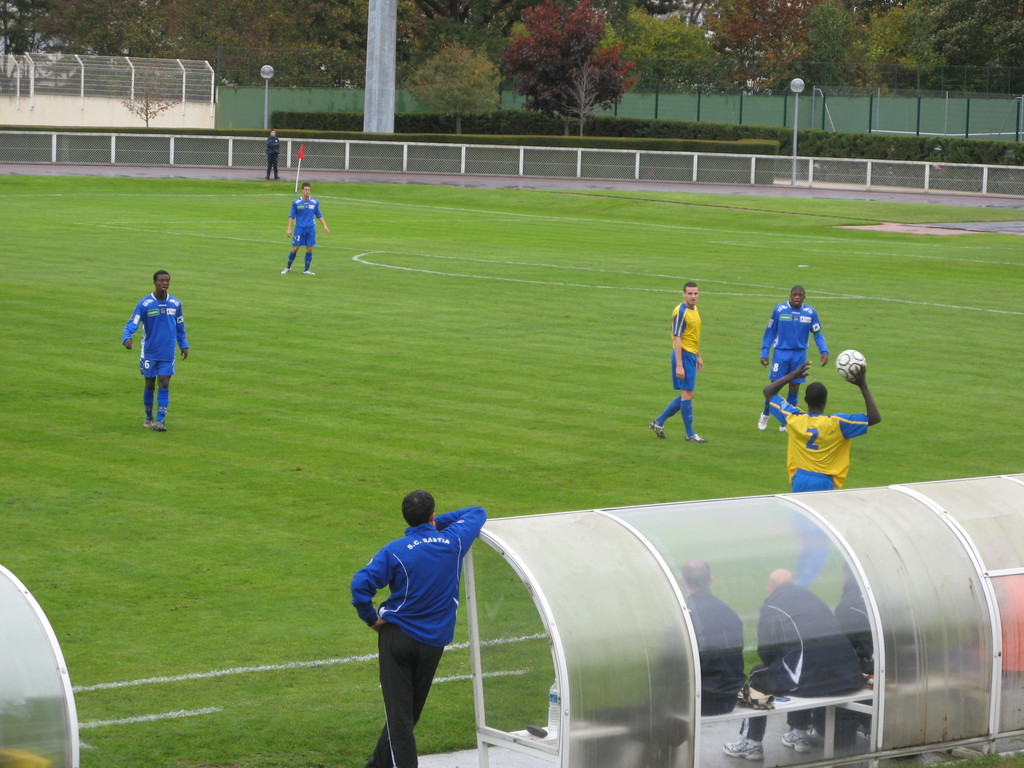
[
  {"xmin": 260, "ymin": 65, "xmax": 275, "ymax": 130},
  {"xmin": 790, "ymin": 77, "xmax": 805, "ymax": 187}
]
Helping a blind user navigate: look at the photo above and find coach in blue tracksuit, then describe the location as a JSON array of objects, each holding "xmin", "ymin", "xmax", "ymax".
[{"xmin": 351, "ymin": 491, "xmax": 487, "ymax": 768}]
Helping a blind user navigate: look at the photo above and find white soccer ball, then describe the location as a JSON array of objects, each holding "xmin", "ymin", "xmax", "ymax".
[{"xmin": 835, "ymin": 349, "xmax": 867, "ymax": 382}]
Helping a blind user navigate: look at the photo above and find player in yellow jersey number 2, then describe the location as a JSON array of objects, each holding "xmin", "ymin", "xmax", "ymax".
[{"xmin": 766, "ymin": 361, "xmax": 881, "ymax": 493}]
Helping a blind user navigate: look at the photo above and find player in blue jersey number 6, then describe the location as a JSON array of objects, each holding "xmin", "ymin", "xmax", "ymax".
[
  {"xmin": 122, "ymin": 270, "xmax": 190, "ymax": 432},
  {"xmin": 282, "ymin": 182, "xmax": 329, "ymax": 275},
  {"xmin": 758, "ymin": 286, "xmax": 828, "ymax": 432}
]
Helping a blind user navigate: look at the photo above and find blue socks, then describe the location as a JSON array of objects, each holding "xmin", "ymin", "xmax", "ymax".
[
  {"xmin": 787, "ymin": 391, "xmax": 799, "ymax": 407},
  {"xmin": 143, "ymin": 389, "xmax": 154, "ymax": 419},
  {"xmin": 655, "ymin": 397, "xmax": 695, "ymax": 437},
  {"xmin": 304, "ymin": 253, "xmax": 313, "ymax": 271},
  {"xmin": 157, "ymin": 389, "xmax": 169, "ymax": 421},
  {"xmin": 286, "ymin": 252, "xmax": 295, "ymax": 268},
  {"xmin": 656, "ymin": 397, "xmax": 681, "ymax": 425},
  {"xmin": 680, "ymin": 399, "xmax": 694, "ymax": 437}
]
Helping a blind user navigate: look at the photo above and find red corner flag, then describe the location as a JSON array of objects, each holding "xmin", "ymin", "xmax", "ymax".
[{"xmin": 294, "ymin": 144, "xmax": 306, "ymax": 192}]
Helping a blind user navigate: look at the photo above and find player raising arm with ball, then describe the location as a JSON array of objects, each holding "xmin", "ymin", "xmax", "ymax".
[{"xmin": 766, "ymin": 360, "xmax": 880, "ymax": 493}]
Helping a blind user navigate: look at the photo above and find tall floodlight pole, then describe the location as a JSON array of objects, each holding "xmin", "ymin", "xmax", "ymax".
[
  {"xmin": 790, "ymin": 77, "xmax": 805, "ymax": 187},
  {"xmin": 261, "ymin": 65, "xmax": 274, "ymax": 130},
  {"xmin": 364, "ymin": 0, "xmax": 397, "ymax": 134}
]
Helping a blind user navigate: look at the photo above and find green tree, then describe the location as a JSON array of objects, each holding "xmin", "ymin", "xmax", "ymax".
[
  {"xmin": 1, "ymin": 0, "xmax": 52, "ymax": 53},
  {"xmin": 606, "ymin": 8, "xmax": 715, "ymax": 90},
  {"xmin": 862, "ymin": 0, "xmax": 941, "ymax": 71},
  {"xmin": 804, "ymin": 0, "xmax": 859, "ymax": 82},
  {"xmin": 407, "ymin": 43, "xmax": 500, "ymax": 132},
  {"xmin": 930, "ymin": 0, "xmax": 1024, "ymax": 68},
  {"xmin": 502, "ymin": 0, "xmax": 635, "ymax": 131},
  {"xmin": 40, "ymin": 0, "xmax": 169, "ymax": 55}
]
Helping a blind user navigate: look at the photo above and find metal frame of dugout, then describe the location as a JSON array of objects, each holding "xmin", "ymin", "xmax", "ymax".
[
  {"xmin": 0, "ymin": 564, "xmax": 79, "ymax": 768},
  {"xmin": 465, "ymin": 473, "xmax": 1024, "ymax": 768}
]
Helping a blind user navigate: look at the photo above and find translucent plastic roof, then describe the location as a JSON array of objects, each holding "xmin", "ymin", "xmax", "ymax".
[
  {"xmin": 0, "ymin": 564, "xmax": 79, "ymax": 768},
  {"xmin": 467, "ymin": 474, "xmax": 1024, "ymax": 768}
]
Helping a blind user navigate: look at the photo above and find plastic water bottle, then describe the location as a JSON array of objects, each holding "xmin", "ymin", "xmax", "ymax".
[{"xmin": 546, "ymin": 680, "xmax": 560, "ymax": 736}]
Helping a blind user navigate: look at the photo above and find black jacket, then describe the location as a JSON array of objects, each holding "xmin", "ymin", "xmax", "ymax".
[
  {"xmin": 757, "ymin": 582, "xmax": 863, "ymax": 696},
  {"xmin": 687, "ymin": 588, "xmax": 746, "ymax": 696},
  {"xmin": 834, "ymin": 579, "xmax": 874, "ymax": 675},
  {"xmin": 266, "ymin": 135, "xmax": 280, "ymax": 156}
]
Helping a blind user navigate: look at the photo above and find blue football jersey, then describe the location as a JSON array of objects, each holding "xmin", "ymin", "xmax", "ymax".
[
  {"xmin": 761, "ymin": 302, "xmax": 826, "ymax": 357},
  {"xmin": 122, "ymin": 294, "xmax": 188, "ymax": 361},
  {"xmin": 290, "ymin": 196, "xmax": 322, "ymax": 228}
]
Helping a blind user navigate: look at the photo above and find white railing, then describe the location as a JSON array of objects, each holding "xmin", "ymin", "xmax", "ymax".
[
  {"xmin": 1, "ymin": 130, "xmax": 1022, "ymax": 197},
  {"xmin": 0, "ymin": 54, "xmax": 214, "ymax": 109}
]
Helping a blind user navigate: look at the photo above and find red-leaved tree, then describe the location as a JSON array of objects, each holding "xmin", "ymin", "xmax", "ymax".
[
  {"xmin": 502, "ymin": 0, "xmax": 635, "ymax": 134},
  {"xmin": 709, "ymin": 0, "xmax": 823, "ymax": 87}
]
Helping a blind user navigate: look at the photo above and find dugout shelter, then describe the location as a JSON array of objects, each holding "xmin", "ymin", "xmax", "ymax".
[
  {"xmin": 465, "ymin": 473, "xmax": 1024, "ymax": 768},
  {"xmin": 0, "ymin": 564, "xmax": 79, "ymax": 768}
]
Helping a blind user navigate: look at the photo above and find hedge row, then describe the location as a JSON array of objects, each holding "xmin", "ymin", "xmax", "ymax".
[
  {"xmin": 293, "ymin": 129, "xmax": 779, "ymax": 156},
  {"xmin": 273, "ymin": 108, "xmax": 1024, "ymax": 166}
]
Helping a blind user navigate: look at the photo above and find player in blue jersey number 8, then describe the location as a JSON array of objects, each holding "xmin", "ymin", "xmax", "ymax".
[{"xmin": 758, "ymin": 286, "xmax": 829, "ymax": 432}]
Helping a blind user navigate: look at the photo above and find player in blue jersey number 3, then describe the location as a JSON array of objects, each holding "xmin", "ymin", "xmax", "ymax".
[
  {"xmin": 122, "ymin": 270, "xmax": 190, "ymax": 432},
  {"xmin": 282, "ymin": 182, "xmax": 329, "ymax": 275}
]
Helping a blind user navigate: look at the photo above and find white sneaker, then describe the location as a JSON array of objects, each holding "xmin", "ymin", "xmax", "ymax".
[
  {"xmin": 757, "ymin": 413, "xmax": 770, "ymax": 430},
  {"xmin": 303, "ymin": 270, "xmax": 316, "ymax": 276},
  {"xmin": 781, "ymin": 728, "xmax": 814, "ymax": 752},
  {"xmin": 779, "ymin": 425, "xmax": 788, "ymax": 433},
  {"xmin": 281, "ymin": 267, "xmax": 290, "ymax": 274},
  {"xmin": 723, "ymin": 739, "xmax": 764, "ymax": 760}
]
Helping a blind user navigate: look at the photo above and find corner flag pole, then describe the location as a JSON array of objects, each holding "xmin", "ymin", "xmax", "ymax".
[{"xmin": 294, "ymin": 144, "xmax": 306, "ymax": 192}]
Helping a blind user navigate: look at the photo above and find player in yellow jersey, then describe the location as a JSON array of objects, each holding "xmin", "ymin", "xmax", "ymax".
[
  {"xmin": 766, "ymin": 361, "xmax": 881, "ymax": 586},
  {"xmin": 649, "ymin": 282, "xmax": 708, "ymax": 442},
  {"xmin": 766, "ymin": 361, "xmax": 880, "ymax": 492}
]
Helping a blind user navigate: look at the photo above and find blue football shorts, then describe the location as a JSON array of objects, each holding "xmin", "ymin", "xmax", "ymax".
[
  {"xmin": 669, "ymin": 350, "xmax": 698, "ymax": 391},
  {"xmin": 791, "ymin": 468, "xmax": 835, "ymax": 492},
  {"xmin": 292, "ymin": 226, "xmax": 316, "ymax": 247},
  {"xmin": 770, "ymin": 349, "xmax": 809, "ymax": 382},
  {"xmin": 140, "ymin": 358, "xmax": 175, "ymax": 378}
]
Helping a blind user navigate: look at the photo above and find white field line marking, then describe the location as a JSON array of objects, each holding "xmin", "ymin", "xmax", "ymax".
[
  {"xmin": 73, "ymin": 653, "xmax": 376, "ymax": 692},
  {"xmin": 435, "ymin": 669, "xmax": 530, "ymax": 685},
  {"xmin": 73, "ymin": 633, "xmax": 546, "ymax": 694},
  {"xmin": 82, "ymin": 215, "xmax": 1024, "ymax": 267},
  {"xmin": 81, "ymin": 218, "xmax": 1023, "ymax": 268},
  {"xmin": 77, "ymin": 672, "xmax": 525, "ymax": 732},
  {"xmin": 318, "ymin": 194, "xmax": 1024, "ymax": 259},
  {"xmin": 351, "ymin": 252, "xmax": 1024, "ymax": 316},
  {"xmin": 79, "ymin": 707, "xmax": 223, "ymax": 729},
  {"xmin": 352, "ymin": 253, "xmax": 679, "ymax": 294}
]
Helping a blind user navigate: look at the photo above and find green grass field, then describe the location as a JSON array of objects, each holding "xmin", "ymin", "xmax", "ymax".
[{"xmin": 3, "ymin": 174, "xmax": 1024, "ymax": 767}]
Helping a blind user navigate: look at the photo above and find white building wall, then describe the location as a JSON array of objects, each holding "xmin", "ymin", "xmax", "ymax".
[{"xmin": 0, "ymin": 93, "xmax": 215, "ymax": 129}]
